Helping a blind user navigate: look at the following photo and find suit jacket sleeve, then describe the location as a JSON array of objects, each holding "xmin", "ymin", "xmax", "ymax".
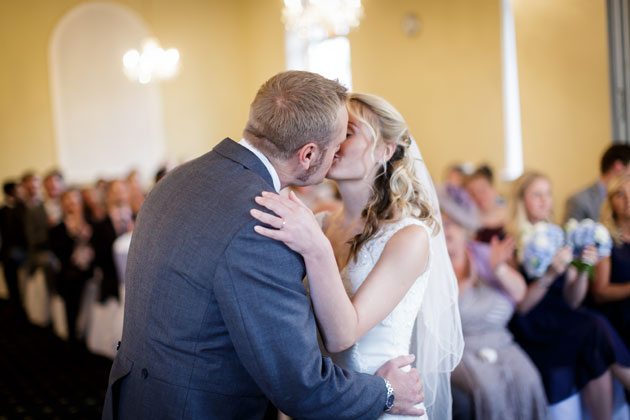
[
  {"xmin": 213, "ymin": 219, "xmax": 386, "ymax": 420},
  {"xmin": 564, "ymin": 193, "xmax": 585, "ymax": 223}
]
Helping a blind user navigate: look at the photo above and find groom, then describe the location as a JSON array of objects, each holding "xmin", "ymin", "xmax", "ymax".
[{"xmin": 102, "ymin": 71, "xmax": 423, "ymax": 420}]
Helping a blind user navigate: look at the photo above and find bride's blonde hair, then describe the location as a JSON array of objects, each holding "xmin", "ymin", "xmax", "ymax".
[{"xmin": 347, "ymin": 93, "xmax": 438, "ymax": 261}]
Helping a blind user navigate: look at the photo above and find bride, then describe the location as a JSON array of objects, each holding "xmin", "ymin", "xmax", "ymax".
[{"xmin": 250, "ymin": 93, "xmax": 463, "ymax": 419}]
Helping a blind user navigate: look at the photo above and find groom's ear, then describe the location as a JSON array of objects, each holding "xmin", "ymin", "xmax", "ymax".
[{"xmin": 296, "ymin": 142, "xmax": 318, "ymax": 170}]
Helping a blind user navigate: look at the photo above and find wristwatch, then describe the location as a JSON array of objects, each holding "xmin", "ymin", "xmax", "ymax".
[{"xmin": 383, "ymin": 378, "xmax": 395, "ymax": 412}]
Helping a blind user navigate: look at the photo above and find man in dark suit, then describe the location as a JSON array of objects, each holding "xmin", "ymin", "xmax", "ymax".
[
  {"xmin": 564, "ymin": 144, "xmax": 630, "ymax": 222},
  {"xmin": 0, "ymin": 181, "xmax": 27, "ymax": 319},
  {"xmin": 103, "ymin": 71, "xmax": 423, "ymax": 420}
]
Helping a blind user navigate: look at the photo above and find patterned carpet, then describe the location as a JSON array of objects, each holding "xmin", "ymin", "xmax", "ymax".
[{"xmin": 0, "ymin": 301, "xmax": 113, "ymax": 419}]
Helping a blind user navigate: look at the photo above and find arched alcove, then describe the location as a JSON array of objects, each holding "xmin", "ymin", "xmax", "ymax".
[{"xmin": 49, "ymin": 2, "xmax": 166, "ymax": 185}]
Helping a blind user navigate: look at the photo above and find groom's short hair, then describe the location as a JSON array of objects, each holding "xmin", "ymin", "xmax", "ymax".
[{"xmin": 243, "ymin": 71, "xmax": 347, "ymax": 159}]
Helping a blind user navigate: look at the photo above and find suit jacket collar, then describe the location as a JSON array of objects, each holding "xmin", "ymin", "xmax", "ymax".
[{"xmin": 213, "ymin": 138, "xmax": 275, "ymax": 189}]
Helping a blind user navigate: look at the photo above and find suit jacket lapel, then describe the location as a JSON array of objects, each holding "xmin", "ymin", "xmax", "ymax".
[{"xmin": 213, "ymin": 138, "xmax": 276, "ymax": 189}]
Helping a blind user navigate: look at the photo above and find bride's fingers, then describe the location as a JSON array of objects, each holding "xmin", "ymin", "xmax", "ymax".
[
  {"xmin": 254, "ymin": 224, "xmax": 287, "ymax": 241},
  {"xmin": 262, "ymin": 190, "xmax": 302, "ymax": 212},
  {"xmin": 255, "ymin": 195, "xmax": 292, "ymax": 216},
  {"xmin": 250, "ymin": 209, "xmax": 284, "ymax": 229}
]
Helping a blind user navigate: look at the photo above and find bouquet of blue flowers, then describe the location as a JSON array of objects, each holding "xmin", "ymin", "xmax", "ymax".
[
  {"xmin": 520, "ymin": 222, "xmax": 565, "ymax": 279},
  {"xmin": 564, "ymin": 218, "xmax": 613, "ymax": 277},
  {"xmin": 564, "ymin": 218, "xmax": 613, "ymax": 259}
]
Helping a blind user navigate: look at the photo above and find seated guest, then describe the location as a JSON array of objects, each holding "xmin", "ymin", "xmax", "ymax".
[
  {"xmin": 438, "ymin": 163, "xmax": 481, "ymax": 232},
  {"xmin": 507, "ymin": 171, "xmax": 630, "ymax": 419},
  {"xmin": 49, "ymin": 189, "xmax": 94, "ymax": 344},
  {"xmin": 440, "ymin": 187, "xmax": 548, "ymax": 420},
  {"xmin": 565, "ymin": 144, "xmax": 630, "ymax": 222},
  {"xmin": 443, "ymin": 162, "xmax": 473, "ymax": 188},
  {"xmin": 43, "ymin": 169, "xmax": 65, "ymax": 228},
  {"xmin": 592, "ymin": 174, "xmax": 630, "ymax": 349},
  {"xmin": 0, "ymin": 181, "xmax": 27, "ymax": 318},
  {"xmin": 465, "ymin": 165, "xmax": 507, "ymax": 243},
  {"xmin": 92, "ymin": 180, "xmax": 133, "ymax": 302}
]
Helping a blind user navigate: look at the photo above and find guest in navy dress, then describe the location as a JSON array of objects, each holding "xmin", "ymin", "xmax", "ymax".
[
  {"xmin": 593, "ymin": 174, "xmax": 630, "ymax": 349},
  {"xmin": 506, "ymin": 171, "xmax": 630, "ymax": 420}
]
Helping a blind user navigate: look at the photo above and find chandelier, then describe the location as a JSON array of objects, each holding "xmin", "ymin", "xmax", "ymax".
[
  {"xmin": 122, "ymin": 38, "xmax": 180, "ymax": 84},
  {"xmin": 282, "ymin": 0, "xmax": 363, "ymax": 39}
]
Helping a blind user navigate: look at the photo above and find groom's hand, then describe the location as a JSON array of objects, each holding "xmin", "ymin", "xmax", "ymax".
[{"xmin": 375, "ymin": 354, "xmax": 424, "ymax": 416}]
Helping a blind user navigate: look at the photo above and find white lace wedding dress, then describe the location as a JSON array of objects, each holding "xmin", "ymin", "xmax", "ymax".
[{"xmin": 329, "ymin": 216, "xmax": 431, "ymax": 420}]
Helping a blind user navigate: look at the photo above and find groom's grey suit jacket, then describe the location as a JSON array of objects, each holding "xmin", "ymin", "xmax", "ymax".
[{"xmin": 102, "ymin": 138, "xmax": 385, "ymax": 420}]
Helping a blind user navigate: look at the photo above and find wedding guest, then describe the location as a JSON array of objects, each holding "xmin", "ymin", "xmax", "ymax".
[
  {"xmin": 0, "ymin": 181, "xmax": 27, "ymax": 319},
  {"xmin": 20, "ymin": 172, "xmax": 58, "ymax": 294},
  {"xmin": 565, "ymin": 144, "xmax": 630, "ymax": 222},
  {"xmin": 92, "ymin": 180, "xmax": 133, "ymax": 301},
  {"xmin": 126, "ymin": 170, "xmax": 145, "ymax": 217},
  {"xmin": 49, "ymin": 189, "xmax": 94, "ymax": 345},
  {"xmin": 81, "ymin": 186, "xmax": 106, "ymax": 224},
  {"xmin": 465, "ymin": 165, "xmax": 507, "ymax": 243},
  {"xmin": 21, "ymin": 172, "xmax": 48, "ymax": 251},
  {"xmin": 507, "ymin": 171, "xmax": 630, "ymax": 420},
  {"xmin": 592, "ymin": 174, "xmax": 630, "ymax": 349},
  {"xmin": 440, "ymin": 187, "xmax": 548, "ymax": 420},
  {"xmin": 43, "ymin": 169, "xmax": 65, "ymax": 227},
  {"xmin": 443, "ymin": 162, "xmax": 473, "ymax": 188}
]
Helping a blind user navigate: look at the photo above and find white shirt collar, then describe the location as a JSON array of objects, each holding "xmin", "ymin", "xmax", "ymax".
[{"xmin": 239, "ymin": 138, "xmax": 281, "ymax": 192}]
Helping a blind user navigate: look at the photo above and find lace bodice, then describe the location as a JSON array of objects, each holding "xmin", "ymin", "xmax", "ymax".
[{"xmin": 329, "ymin": 217, "xmax": 432, "ymax": 420}]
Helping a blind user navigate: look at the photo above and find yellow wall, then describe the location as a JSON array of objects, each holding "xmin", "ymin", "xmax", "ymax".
[
  {"xmin": 0, "ymin": 0, "xmax": 614, "ymax": 222},
  {"xmin": 350, "ymin": 0, "xmax": 504, "ymax": 186},
  {"xmin": 514, "ymin": 0, "xmax": 611, "ymax": 220},
  {"xmin": 0, "ymin": 0, "xmax": 286, "ymax": 184},
  {"xmin": 351, "ymin": 0, "xmax": 611, "ymax": 221}
]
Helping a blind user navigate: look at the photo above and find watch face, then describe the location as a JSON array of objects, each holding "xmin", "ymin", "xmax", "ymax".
[{"xmin": 386, "ymin": 394, "xmax": 395, "ymax": 409}]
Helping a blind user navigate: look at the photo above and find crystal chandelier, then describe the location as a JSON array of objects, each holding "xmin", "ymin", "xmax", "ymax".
[
  {"xmin": 282, "ymin": 0, "xmax": 363, "ymax": 39},
  {"xmin": 122, "ymin": 38, "xmax": 180, "ymax": 84}
]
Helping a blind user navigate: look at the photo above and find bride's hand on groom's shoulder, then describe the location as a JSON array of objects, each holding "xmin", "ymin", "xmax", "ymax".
[
  {"xmin": 375, "ymin": 354, "xmax": 425, "ymax": 416},
  {"xmin": 250, "ymin": 190, "xmax": 329, "ymax": 259}
]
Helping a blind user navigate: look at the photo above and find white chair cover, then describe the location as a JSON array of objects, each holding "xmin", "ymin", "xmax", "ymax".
[
  {"xmin": 50, "ymin": 294, "xmax": 68, "ymax": 340},
  {"xmin": 22, "ymin": 268, "xmax": 51, "ymax": 326},
  {"xmin": 86, "ymin": 296, "xmax": 123, "ymax": 359}
]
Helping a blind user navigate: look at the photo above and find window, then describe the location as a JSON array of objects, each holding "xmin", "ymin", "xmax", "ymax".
[{"xmin": 285, "ymin": 31, "xmax": 353, "ymax": 90}]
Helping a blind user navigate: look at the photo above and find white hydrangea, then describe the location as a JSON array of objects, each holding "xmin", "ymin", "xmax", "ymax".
[
  {"xmin": 534, "ymin": 235, "xmax": 550, "ymax": 249},
  {"xmin": 565, "ymin": 218, "xmax": 579, "ymax": 233},
  {"xmin": 594, "ymin": 225, "xmax": 611, "ymax": 244}
]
